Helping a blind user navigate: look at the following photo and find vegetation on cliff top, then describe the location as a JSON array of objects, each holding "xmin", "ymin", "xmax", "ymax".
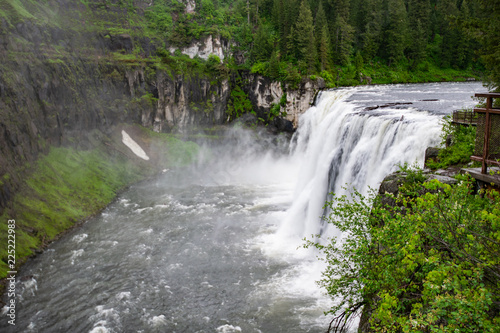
[
  {"xmin": 2, "ymin": 0, "xmax": 488, "ymax": 88},
  {"xmin": 142, "ymin": 0, "xmax": 485, "ymax": 86}
]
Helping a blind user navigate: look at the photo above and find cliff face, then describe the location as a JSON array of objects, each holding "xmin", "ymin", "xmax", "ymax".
[
  {"xmin": 0, "ymin": 0, "xmax": 323, "ymax": 212},
  {"xmin": 169, "ymin": 34, "xmax": 229, "ymax": 61},
  {"xmin": 148, "ymin": 72, "xmax": 230, "ymax": 132},
  {"xmin": 0, "ymin": 1, "xmax": 223, "ymax": 210},
  {"xmin": 243, "ymin": 73, "xmax": 324, "ymax": 128}
]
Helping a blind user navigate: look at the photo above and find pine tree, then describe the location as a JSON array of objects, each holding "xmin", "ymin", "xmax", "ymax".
[
  {"xmin": 436, "ymin": 0, "xmax": 459, "ymax": 68},
  {"xmin": 273, "ymin": 0, "xmax": 287, "ymax": 54},
  {"xmin": 294, "ymin": 0, "xmax": 317, "ymax": 72},
  {"xmin": 330, "ymin": 0, "xmax": 354, "ymax": 65},
  {"xmin": 314, "ymin": 1, "xmax": 328, "ymax": 38},
  {"xmin": 333, "ymin": 15, "xmax": 354, "ymax": 65},
  {"xmin": 273, "ymin": 0, "xmax": 299, "ymax": 58},
  {"xmin": 453, "ymin": 0, "xmax": 472, "ymax": 69},
  {"xmin": 315, "ymin": 1, "xmax": 331, "ymax": 70},
  {"xmin": 318, "ymin": 24, "xmax": 331, "ymax": 70},
  {"xmin": 269, "ymin": 49, "xmax": 280, "ymax": 79},
  {"xmin": 475, "ymin": 0, "xmax": 500, "ymax": 90},
  {"xmin": 329, "ymin": 0, "xmax": 350, "ymax": 19},
  {"xmin": 383, "ymin": 0, "xmax": 408, "ymax": 66},
  {"xmin": 252, "ymin": 23, "xmax": 273, "ymax": 62},
  {"xmin": 361, "ymin": 0, "xmax": 382, "ymax": 61},
  {"xmin": 354, "ymin": 50, "xmax": 363, "ymax": 78},
  {"xmin": 407, "ymin": 0, "xmax": 430, "ymax": 68}
]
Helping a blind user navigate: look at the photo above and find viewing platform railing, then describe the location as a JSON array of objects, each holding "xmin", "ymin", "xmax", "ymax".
[
  {"xmin": 452, "ymin": 110, "xmax": 477, "ymax": 125},
  {"xmin": 470, "ymin": 93, "xmax": 500, "ymax": 174}
]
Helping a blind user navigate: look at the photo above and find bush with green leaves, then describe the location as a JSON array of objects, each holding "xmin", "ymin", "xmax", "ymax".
[
  {"xmin": 305, "ymin": 173, "xmax": 500, "ymax": 332},
  {"xmin": 226, "ymin": 85, "xmax": 253, "ymax": 121},
  {"xmin": 428, "ymin": 114, "xmax": 477, "ymax": 169}
]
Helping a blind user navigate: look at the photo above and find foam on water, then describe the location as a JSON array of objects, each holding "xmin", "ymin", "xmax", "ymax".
[
  {"xmin": 217, "ymin": 324, "xmax": 242, "ymax": 333},
  {"xmin": 149, "ymin": 315, "xmax": 168, "ymax": 327}
]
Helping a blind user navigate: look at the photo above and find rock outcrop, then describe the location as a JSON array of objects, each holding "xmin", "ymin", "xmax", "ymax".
[
  {"xmin": 148, "ymin": 73, "xmax": 230, "ymax": 132},
  {"xmin": 285, "ymin": 78, "xmax": 325, "ymax": 127},
  {"xmin": 243, "ymin": 73, "xmax": 325, "ymax": 129},
  {"xmin": 169, "ymin": 34, "xmax": 229, "ymax": 61}
]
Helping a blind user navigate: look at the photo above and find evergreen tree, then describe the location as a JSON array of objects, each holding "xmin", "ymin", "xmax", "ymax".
[
  {"xmin": 333, "ymin": 15, "xmax": 355, "ymax": 65},
  {"xmin": 252, "ymin": 23, "xmax": 273, "ymax": 62},
  {"xmin": 315, "ymin": 1, "xmax": 331, "ymax": 70},
  {"xmin": 318, "ymin": 25, "xmax": 331, "ymax": 70},
  {"xmin": 272, "ymin": 0, "xmax": 286, "ymax": 52},
  {"xmin": 329, "ymin": 0, "xmax": 350, "ymax": 19},
  {"xmin": 354, "ymin": 50, "xmax": 363, "ymax": 78},
  {"xmin": 221, "ymin": 0, "xmax": 482, "ymax": 81},
  {"xmin": 314, "ymin": 0, "xmax": 328, "ymax": 37},
  {"xmin": 475, "ymin": 0, "xmax": 500, "ymax": 90},
  {"xmin": 454, "ymin": 0, "xmax": 472, "ymax": 69},
  {"xmin": 408, "ymin": 20, "xmax": 427, "ymax": 68},
  {"xmin": 273, "ymin": 0, "xmax": 300, "ymax": 58},
  {"xmin": 436, "ymin": 0, "xmax": 459, "ymax": 68},
  {"xmin": 294, "ymin": 0, "xmax": 317, "ymax": 72},
  {"xmin": 407, "ymin": 0, "xmax": 431, "ymax": 68},
  {"xmin": 361, "ymin": 0, "xmax": 382, "ymax": 61},
  {"xmin": 269, "ymin": 49, "xmax": 280, "ymax": 79},
  {"xmin": 330, "ymin": 0, "xmax": 354, "ymax": 65},
  {"xmin": 383, "ymin": 0, "xmax": 408, "ymax": 66}
]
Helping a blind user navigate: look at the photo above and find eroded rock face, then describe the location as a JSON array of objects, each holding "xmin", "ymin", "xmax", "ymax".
[
  {"xmin": 244, "ymin": 73, "xmax": 283, "ymax": 116},
  {"xmin": 185, "ymin": 0, "xmax": 196, "ymax": 13},
  {"xmin": 169, "ymin": 35, "xmax": 228, "ymax": 61},
  {"xmin": 243, "ymin": 73, "xmax": 325, "ymax": 129},
  {"xmin": 285, "ymin": 78, "xmax": 325, "ymax": 127},
  {"xmin": 144, "ymin": 73, "xmax": 230, "ymax": 132}
]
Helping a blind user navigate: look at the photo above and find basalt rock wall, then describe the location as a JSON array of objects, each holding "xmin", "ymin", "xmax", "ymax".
[
  {"xmin": 0, "ymin": 0, "xmax": 323, "ymax": 213},
  {"xmin": 0, "ymin": 0, "xmax": 232, "ymax": 212},
  {"xmin": 242, "ymin": 72, "xmax": 325, "ymax": 129}
]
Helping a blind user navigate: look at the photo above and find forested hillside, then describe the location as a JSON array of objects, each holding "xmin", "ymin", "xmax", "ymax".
[{"xmin": 142, "ymin": 0, "xmax": 494, "ymax": 86}]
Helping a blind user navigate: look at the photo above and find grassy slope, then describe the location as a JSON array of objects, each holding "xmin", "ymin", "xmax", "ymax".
[
  {"xmin": 0, "ymin": 126, "xmax": 199, "ymax": 280},
  {"xmin": 330, "ymin": 61, "xmax": 480, "ymax": 87}
]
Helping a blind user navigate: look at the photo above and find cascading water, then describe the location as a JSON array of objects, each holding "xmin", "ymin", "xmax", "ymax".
[
  {"xmin": 1, "ymin": 82, "xmax": 484, "ymax": 333},
  {"xmin": 275, "ymin": 87, "xmax": 446, "ymax": 244}
]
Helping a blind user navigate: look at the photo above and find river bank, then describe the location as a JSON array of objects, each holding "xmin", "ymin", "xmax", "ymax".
[{"xmin": 0, "ymin": 124, "xmax": 198, "ymax": 287}]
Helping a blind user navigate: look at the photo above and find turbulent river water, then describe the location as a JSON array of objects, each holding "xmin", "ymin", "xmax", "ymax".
[{"xmin": 1, "ymin": 82, "xmax": 485, "ymax": 333}]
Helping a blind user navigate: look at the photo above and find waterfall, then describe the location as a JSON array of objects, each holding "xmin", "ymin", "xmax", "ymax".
[{"xmin": 277, "ymin": 88, "xmax": 444, "ymax": 243}]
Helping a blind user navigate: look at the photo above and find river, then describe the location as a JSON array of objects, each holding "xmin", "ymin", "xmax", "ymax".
[{"xmin": 1, "ymin": 82, "xmax": 485, "ymax": 333}]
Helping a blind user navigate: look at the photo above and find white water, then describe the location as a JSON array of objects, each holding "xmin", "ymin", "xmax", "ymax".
[
  {"xmin": 255, "ymin": 86, "xmax": 451, "ymax": 329},
  {"xmin": 1, "ymin": 82, "xmax": 484, "ymax": 332},
  {"xmin": 276, "ymin": 88, "xmax": 444, "ymax": 244}
]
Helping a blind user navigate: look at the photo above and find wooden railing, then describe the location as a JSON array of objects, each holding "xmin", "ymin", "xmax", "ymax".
[
  {"xmin": 452, "ymin": 110, "xmax": 476, "ymax": 125},
  {"xmin": 470, "ymin": 93, "xmax": 500, "ymax": 174}
]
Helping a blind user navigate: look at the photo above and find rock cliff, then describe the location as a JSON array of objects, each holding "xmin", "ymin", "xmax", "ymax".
[
  {"xmin": 0, "ymin": 0, "xmax": 325, "ymax": 209},
  {"xmin": 243, "ymin": 73, "xmax": 324, "ymax": 128},
  {"xmin": 0, "ymin": 0, "xmax": 323, "ymax": 278}
]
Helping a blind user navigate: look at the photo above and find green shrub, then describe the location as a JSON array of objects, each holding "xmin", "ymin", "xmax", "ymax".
[
  {"xmin": 250, "ymin": 61, "xmax": 269, "ymax": 76},
  {"xmin": 226, "ymin": 85, "xmax": 253, "ymax": 121},
  {"xmin": 427, "ymin": 114, "xmax": 477, "ymax": 169},
  {"xmin": 305, "ymin": 175, "xmax": 500, "ymax": 332}
]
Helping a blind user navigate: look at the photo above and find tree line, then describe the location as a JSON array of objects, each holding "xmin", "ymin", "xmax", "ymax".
[
  {"xmin": 144, "ymin": 0, "xmax": 498, "ymax": 87},
  {"xmin": 247, "ymin": 0, "xmax": 482, "ymax": 77}
]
